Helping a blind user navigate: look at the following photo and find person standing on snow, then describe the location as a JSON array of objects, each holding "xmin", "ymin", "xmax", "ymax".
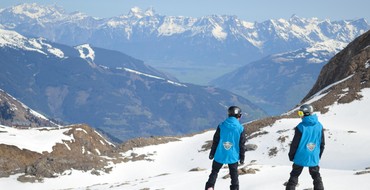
[
  {"xmin": 205, "ymin": 106, "xmax": 246, "ymax": 190},
  {"xmin": 286, "ymin": 104, "xmax": 325, "ymax": 190}
]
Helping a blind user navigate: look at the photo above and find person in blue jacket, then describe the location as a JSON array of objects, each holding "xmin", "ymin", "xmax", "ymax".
[
  {"xmin": 286, "ymin": 104, "xmax": 325, "ymax": 190},
  {"xmin": 205, "ymin": 106, "xmax": 246, "ymax": 190}
]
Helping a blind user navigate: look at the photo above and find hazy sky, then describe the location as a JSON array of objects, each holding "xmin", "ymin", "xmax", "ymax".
[{"xmin": 1, "ymin": 0, "xmax": 369, "ymax": 22}]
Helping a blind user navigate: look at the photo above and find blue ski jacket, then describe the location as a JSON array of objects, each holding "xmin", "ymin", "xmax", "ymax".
[
  {"xmin": 288, "ymin": 114, "xmax": 325, "ymax": 167},
  {"xmin": 210, "ymin": 117, "xmax": 246, "ymax": 164}
]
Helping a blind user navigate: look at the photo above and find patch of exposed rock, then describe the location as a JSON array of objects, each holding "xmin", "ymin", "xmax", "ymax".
[
  {"xmin": 119, "ymin": 136, "xmax": 180, "ymax": 152},
  {"xmin": 0, "ymin": 144, "xmax": 41, "ymax": 178},
  {"xmin": 189, "ymin": 167, "xmax": 206, "ymax": 172},
  {"xmin": 0, "ymin": 124, "xmax": 125, "ymax": 182},
  {"xmin": 19, "ymin": 124, "xmax": 121, "ymax": 182},
  {"xmin": 245, "ymin": 144, "xmax": 258, "ymax": 151},
  {"xmin": 222, "ymin": 166, "xmax": 260, "ymax": 179},
  {"xmin": 1, "ymin": 125, "xmax": 209, "ymax": 182}
]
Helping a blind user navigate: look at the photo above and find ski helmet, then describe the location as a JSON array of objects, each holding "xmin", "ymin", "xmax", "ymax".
[
  {"xmin": 298, "ymin": 104, "xmax": 314, "ymax": 117},
  {"xmin": 228, "ymin": 106, "xmax": 242, "ymax": 118}
]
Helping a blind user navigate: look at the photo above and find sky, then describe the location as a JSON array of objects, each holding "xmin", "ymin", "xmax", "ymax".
[{"xmin": 0, "ymin": 0, "xmax": 370, "ymax": 22}]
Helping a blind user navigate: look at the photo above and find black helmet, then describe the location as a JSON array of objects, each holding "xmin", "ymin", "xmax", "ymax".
[
  {"xmin": 298, "ymin": 104, "xmax": 314, "ymax": 116},
  {"xmin": 228, "ymin": 106, "xmax": 242, "ymax": 118}
]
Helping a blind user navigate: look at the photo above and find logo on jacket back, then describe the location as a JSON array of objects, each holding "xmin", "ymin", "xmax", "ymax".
[
  {"xmin": 307, "ymin": 143, "xmax": 316, "ymax": 151},
  {"xmin": 223, "ymin": 142, "xmax": 233, "ymax": 150}
]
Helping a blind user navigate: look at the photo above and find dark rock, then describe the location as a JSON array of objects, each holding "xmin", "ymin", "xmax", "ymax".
[{"xmin": 245, "ymin": 144, "xmax": 258, "ymax": 151}]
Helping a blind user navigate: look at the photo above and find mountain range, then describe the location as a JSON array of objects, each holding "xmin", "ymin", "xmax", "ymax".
[
  {"xmin": 0, "ymin": 3, "xmax": 368, "ymax": 85},
  {"xmin": 0, "ymin": 28, "xmax": 369, "ymax": 189},
  {"xmin": 210, "ymin": 40, "xmax": 347, "ymax": 114},
  {"xmin": 1, "ymin": 3, "xmax": 369, "ymax": 115},
  {"xmin": 0, "ymin": 28, "xmax": 266, "ymax": 142}
]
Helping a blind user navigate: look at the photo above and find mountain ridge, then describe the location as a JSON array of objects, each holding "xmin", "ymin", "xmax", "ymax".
[
  {"xmin": 0, "ymin": 28, "xmax": 266, "ymax": 141},
  {"xmin": 0, "ymin": 28, "xmax": 370, "ymax": 189},
  {"xmin": 210, "ymin": 40, "xmax": 347, "ymax": 114},
  {"xmin": 304, "ymin": 30, "xmax": 370, "ymax": 101},
  {"xmin": 0, "ymin": 88, "xmax": 59, "ymax": 128},
  {"xmin": 1, "ymin": 3, "xmax": 368, "ymax": 85}
]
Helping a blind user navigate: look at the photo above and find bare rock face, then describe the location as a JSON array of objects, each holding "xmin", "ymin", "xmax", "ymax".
[
  {"xmin": 119, "ymin": 136, "xmax": 179, "ymax": 152},
  {"xmin": 0, "ymin": 144, "xmax": 41, "ymax": 177},
  {"xmin": 0, "ymin": 124, "xmax": 124, "ymax": 182},
  {"xmin": 19, "ymin": 124, "xmax": 119, "ymax": 181}
]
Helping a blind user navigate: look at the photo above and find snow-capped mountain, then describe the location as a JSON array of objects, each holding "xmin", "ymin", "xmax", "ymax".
[
  {"xmin": 0, "ymin": 28, "xmax": 266, "ymax": 142},
  {"xmin": 0, "ymin": 3, "xmax": 368, "ymax": 85},
  {"xmin": 0, "ymin": 5, "xmax": 369, "ymax": 189},
  {"xmin": 0, "ymin": 30, "xmax": 369, "ymax": 189},
  {"xmin": 210, "ymin": 40, "xmax": 347, "ymax": 115},
  {"xmin": 0, "ymin": 28, "xmax": 65, "ymax": 58}
]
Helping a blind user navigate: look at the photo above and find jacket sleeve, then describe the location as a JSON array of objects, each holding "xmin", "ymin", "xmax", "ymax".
[
  {"xmin": 239, "ymin": 128, "xmax": 246, "ymax": 161},
  {"xmin": 320, "ymin": 128, "xmax": 325, "ymax": 159},
  {"xmin": 209, "ymin": 126, "xmax": 220, "ymax": 158},
  {"xmin": 288, "ymin": 126, "xmax": 302, "ymax": 161}
]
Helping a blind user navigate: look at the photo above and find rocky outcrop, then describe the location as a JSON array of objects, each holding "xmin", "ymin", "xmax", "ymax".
[
  {"xmin": 20, "ymin": 125, "xmax": 121, "ymax": 181},
  {"xmin": 303, "ymin": 30, "xmax": 370, "ymax": 107},
  {"xmin": 0, "ymin": 144, "xmax": 41, "ymax": 178},
  {"xmin": 22, "ymin": 125, "xmax": 117, "ymax": 179},
  {"xmin": 0, "ymin": 124, "xmax": 123, "ymax": 182},
  {"xmin": 119, "ymin": 136, "xmax": 180, "ymax": 152}
]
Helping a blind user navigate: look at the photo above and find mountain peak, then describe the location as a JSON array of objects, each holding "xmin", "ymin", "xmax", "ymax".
[
  {"xmin": 290, "ymin": 14, "xmax": 299, "ymax": 19},
  {"xmin": 144, "ymin": 7, "xmax": 156, "ymax": 17},
  {"xmin": 127, "ymin": 6, "xmax": 157, "ymax": 18},
  {"xmin": 128, "ymin": 6, "xmax": 144, "ymax": 18},
  {"xmin": 288, "ymin": 14, "xmax": 308, "ymax": 26},
  {"xmin": 8, "ymin": 3, "xmax": 65, "ymax": 19}
]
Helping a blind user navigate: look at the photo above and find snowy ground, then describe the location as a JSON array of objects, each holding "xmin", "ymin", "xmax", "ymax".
[{"xmin": 1, "ymin": 89, "xmax": 370, "ymax": 190}]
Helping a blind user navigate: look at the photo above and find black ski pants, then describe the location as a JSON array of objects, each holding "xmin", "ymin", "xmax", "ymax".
[
  {"xmin": 205, "ymin": 160, "xmax": 239, "ymax": 190},
  {"xmin": 286, "ymin": 163, "xmax": 324, "ymax": 190}
]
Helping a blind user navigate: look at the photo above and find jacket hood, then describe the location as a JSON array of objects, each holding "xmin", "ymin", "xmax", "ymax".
[
  {"xmin": 222, "ymin": 117, "xmax": 240, "ymax": 129},
  {"xmin": 301, "ymin": 114, "xmax": 318, "ymax": 126}
]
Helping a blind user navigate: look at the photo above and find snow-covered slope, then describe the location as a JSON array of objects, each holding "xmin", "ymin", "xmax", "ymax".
[
  {"xmin": 0, "ymin": 125, "xmax": 73, "ymax": 154},
  {"xmin": 1, "ymin": 88, "xmax": 369, "ymax": 189},
  {"xmin": 0, "ymin": 28, "xmax": 65, "ymax": 58}
]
